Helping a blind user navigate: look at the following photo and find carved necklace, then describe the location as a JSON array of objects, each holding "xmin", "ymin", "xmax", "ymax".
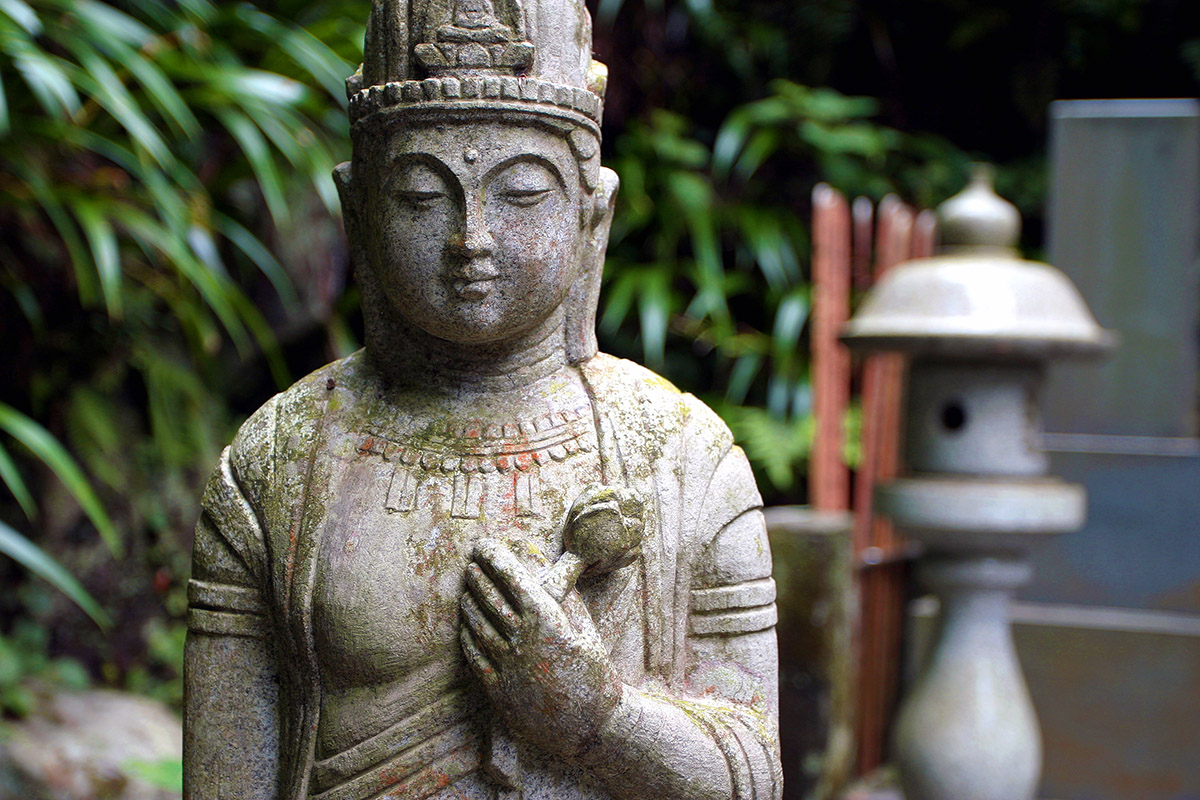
[{"xmin": 356, "ymin": 405, "xmax": 596, "ymax": 520}]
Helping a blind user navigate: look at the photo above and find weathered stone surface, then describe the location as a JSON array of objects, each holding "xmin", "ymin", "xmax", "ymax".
[
  {"xmin": 184, "ymin": 0, "xmax": 781, "ymax": 798},
  {"xmin": 0, "ymin": 689, "xmax": 181, "ymax": 800}
]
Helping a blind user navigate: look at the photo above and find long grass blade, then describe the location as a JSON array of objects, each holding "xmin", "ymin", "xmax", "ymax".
[
  {"xmin": 67, "ymin": 42, "xmax": 171, "ymax": 167},
  {"xmin": 0, "ymin": 442, "xmax": 37, "ymax": 521},
  {"xmin": 771, "ymin": 287, "xmax": 810, "ymax": 363},
  {"xmin": 23, "ymin": 167, "xmax": 101, "ymax": 306},
  {"xmin": 668, "ymin": 171, "xmax": 730, "ymax": 329},
  {"xmin": 232, "ymin": 6, "xmax": 351, "ymax": 103},
  {"xmin": 0, "ymin": 63, "xmax": 9, "ymax": 135},
  {"xmin": 214, "ymin": 108, "xmax": 289, "ymax": 225},
  {"xmin": 599, "ymin": 266, "xmax": 638, "ymax": 335},
  {"xmin": 71, "ymin": 0, "xmax": 154, "ymax": 46},
  {"xmin": 638, "ymin": 269, "xmax": 671, "ymax": 367},
  {"xmin": 0, "ymin": 521, "xmax": 111, "ymax": 629},
  {"xmin": 725, "ymin": 353, "xmax": 763, "ymax": 406},
  {"xmin": 226, "ymin": 291, "xmax": 290, "ymax": 390},
  {"xmin": 111, "ymin": 206, "xmax": 252, "ymax": 354},
  {"xmin": 5, "ymin": 35, "xmax": 81, "ymax": 118},
  {"xmin": 121, "ymin": 49, "xmax": 201, "ymax": 138},
  {"xmin": 0, "ymin": 404, "xmax": 121, "ymax": 558},
  {"xmin": 72, "ymin": 200, "xmax": 123, "ymax": 318},
  {"xmin": 215, "ymin": 214, "xmax": 298, "ymax": 306},
  {"xmin": 0, "ymin": 0, "xmax": 41, "ymax": 36}
]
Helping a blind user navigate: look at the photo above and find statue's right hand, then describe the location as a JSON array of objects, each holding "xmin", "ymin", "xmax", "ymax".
[{"xmin": 459, "ymin": 538, "xmax": 623, "ymax": 761}]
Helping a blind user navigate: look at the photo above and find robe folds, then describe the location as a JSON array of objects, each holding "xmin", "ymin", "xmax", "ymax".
[{"xmin": 184, "ymin": 351, "xmax": 782, "ymax": 800}]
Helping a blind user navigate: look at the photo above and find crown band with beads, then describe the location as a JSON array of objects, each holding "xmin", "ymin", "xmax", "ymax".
[{"xmin": 347, "ymin": 75, "xmax": 602, "ymax": 131}]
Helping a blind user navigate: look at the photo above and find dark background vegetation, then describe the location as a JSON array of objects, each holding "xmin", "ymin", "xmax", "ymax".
[{"xmin": 0, "ymin": 0, "xmax": 1195, "ymax": 753}]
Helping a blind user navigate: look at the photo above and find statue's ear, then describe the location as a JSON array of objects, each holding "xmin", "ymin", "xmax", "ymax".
[
  {"xmin": 334, "ymin": 160, "xmax": 369, "ymax": 279},
  {"xmin": 591, "ymin": 166, "xmax": 619, "ymax": 232},
  {"xmin": 565, "ymin": 166, "xmax": 620, "ymax": 363},
  {"xmin": 333, "ymin": 161, "xmax": 359, "ymax": 236}
]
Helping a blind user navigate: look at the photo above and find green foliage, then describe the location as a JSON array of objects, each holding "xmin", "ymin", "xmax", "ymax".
[
  {"xmin": 0, "ymin": 521, "xmax": 110, "ymax": 628},
  {"xmin": 716, "ymin": 404, "xmax": 815, "ymax": 494},
  {"xmin": 0, "ymin": 0, "xmax": 367, "ymax": 696},
  {"xmin": 124, "ymin": 617, "xmax": 186, "ymax": 706},
  {"xmin": 0, "ymin": 401, "xmax": 117, "ymax": 627},
  {"xmin": 0, "ymin": 402, "xmax": 119, "ymax": 556},
  {"xmin": 125, "ymin": 758, "xmax": 183, "ymax": 793},
  {"xmin": 591, "ymin": 0, "xmax": 1009, "ymax": 497},
  {"xmin": 714, "ymin": 81, "xmax": 972, "ymax": 208},
  {"xmin": 0, "ymin": 0, "xmax": 355, "ymax": 359},
  {"xmin": 602, "ymin": 79, "xmax": 971, "ymax": 495}
]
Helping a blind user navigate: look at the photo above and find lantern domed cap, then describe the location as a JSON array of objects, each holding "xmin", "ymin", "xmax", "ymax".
[
  {"xmin": 841, "ymin": 165, "xmax": 1114, "ymax": 359},
  {"xmin": 939, "ymin": 164, "xmax": 1021, "ymax": 252}
]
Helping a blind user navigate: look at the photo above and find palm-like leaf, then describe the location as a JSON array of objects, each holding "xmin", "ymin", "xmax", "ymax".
[
  {"xmin": 0, "ymin": 521, "xmax": 112, "ymax": 628},
  {"xmin": 0, "ymin": 0, "xmax": 367, "ymax": 623}
]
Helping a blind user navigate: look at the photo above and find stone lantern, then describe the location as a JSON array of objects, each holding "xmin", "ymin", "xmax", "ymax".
[{"xmin": 841, "ymin": 166, "xmax": 1112, "ymax": 800}]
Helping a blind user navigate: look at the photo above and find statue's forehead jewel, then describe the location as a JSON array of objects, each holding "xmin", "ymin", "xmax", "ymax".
[{"xmin": 374, "ymin": 131, "xmax": 575, "ymax": 191}]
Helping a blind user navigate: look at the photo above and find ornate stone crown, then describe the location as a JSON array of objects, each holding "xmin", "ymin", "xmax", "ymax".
[{"xmin": 347, "ymin": 0, "xmax": 607, "ymax": 134}]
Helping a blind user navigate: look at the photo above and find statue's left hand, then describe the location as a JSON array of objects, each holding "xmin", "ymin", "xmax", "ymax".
[{"xmin": 460, "ymin": 538, "xmax": 623, "ymax": 761}]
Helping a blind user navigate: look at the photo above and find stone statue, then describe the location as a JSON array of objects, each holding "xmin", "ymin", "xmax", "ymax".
[{"xmin": 183, "ymin": 1, "xmax": 781, "ymax": 798}]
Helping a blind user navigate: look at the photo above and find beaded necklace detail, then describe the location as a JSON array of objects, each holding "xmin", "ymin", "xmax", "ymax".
[{"xmin": 356, "ymin": 406, "xmax": 595, "ymax": 519}]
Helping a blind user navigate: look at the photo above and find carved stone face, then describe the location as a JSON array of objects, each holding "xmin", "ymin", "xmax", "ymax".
[{"xmin": 363, "ymin": 120, "xmax": 586, "ymax": 346}]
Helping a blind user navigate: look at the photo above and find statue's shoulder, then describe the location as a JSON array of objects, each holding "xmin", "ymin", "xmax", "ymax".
[
  {"xmin": 272, "ymin": 349, "xmax": 372, "ymax": 420},
  {"xmin": 227, "ymin": 350, "xmax": 370, "ymax": 487},
  {"xmin": 584, "ymin": 353, "xmax": 736, "ymax": 455},
  {"xmin": 586, "ymin": 354, "xmax": 761, "ymax": 557}
]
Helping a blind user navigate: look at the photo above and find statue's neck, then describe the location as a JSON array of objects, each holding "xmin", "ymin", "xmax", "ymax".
[{"xmin": 366, "ymin": 306, "xmax": 570, "ymax": 394}]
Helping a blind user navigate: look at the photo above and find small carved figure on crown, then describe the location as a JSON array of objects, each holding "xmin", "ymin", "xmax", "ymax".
[{"xmin": 414, "ymin": 0, "xmax": 534, "ymax": 74}]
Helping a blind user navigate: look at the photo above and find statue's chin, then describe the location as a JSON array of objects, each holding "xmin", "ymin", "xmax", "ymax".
[{"xmin": 383, "ymin": 301, "xmax": 566, "ymax": 354}]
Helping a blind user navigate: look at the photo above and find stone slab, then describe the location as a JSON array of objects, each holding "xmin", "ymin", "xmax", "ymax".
[
  {"xmin": 766, "ymin": 507, "xmax": 855, "ymax": 800},
  {"xmin": 1043, "ymin": 99, "xmax": 1200, "ymax": 439}
]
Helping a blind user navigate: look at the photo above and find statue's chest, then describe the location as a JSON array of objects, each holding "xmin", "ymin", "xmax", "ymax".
[{"xmin": 311, "ymin": 406, "xmax": 603, "ymax": 688}]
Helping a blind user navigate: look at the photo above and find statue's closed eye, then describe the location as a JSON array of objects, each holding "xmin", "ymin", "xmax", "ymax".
[
  {"xmin": 502, "ymin": 188, "xmax": 551, "ymax": 207},
  {"xmin": 396, "ymin": 189, "xmax": 448, "ymax": 208},
  {"xmin": 393, "ymin": 163, "xmax": 451, "ymax": 208},
  {"xmin": 492, "ymin": 162, "xmax": 559, "ymax": 207}
]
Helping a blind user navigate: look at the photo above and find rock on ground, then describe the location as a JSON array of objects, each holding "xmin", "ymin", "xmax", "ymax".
[{"xmin": 0, "ymin": 689, "xmax": 181, "ymax": 800}]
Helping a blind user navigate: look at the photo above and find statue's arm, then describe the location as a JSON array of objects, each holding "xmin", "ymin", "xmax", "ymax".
[
  {"xmin": 582, "ymin": 503, "xmax": 780, "ymax": 800},
  {"xmin": 460, "ymin": 385, "xmax": 779, "ymax": 799},
  {"xmin": 184, "ymin": 433, "xmax": 281, "ymax": 800}
]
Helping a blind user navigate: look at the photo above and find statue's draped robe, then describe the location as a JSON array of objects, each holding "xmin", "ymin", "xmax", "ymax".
[{"xmin": 185, "ymin": 352, "xmax": 781, "ymax": 800}]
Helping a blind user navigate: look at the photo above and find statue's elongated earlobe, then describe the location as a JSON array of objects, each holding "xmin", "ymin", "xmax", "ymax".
[
  {"xmin": 333, "ymin": 161, "xmax": 357, "ymax": 235},
  {"xmin": 334, "ymin": 161, "xmax": 369, "ymax": 285},
  {"xmin": 335, "ymin": 159, "xmax": 393, "ymax": 373},
  {"xmin": 592, "ymin": 167, "xmax": 618, "ymax": 230},
  {"xmin": 565, "ymin": 166, "xmax": 619, "ymax": 363}
]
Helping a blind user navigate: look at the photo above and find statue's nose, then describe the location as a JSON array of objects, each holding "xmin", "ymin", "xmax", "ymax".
[
  {"xmin": 460, "ymin": 228, "xmax": 494, "ymax": 258},
  {"xmin": 454, "ymin": 207, "xmax": 495, "ymax": 258}
]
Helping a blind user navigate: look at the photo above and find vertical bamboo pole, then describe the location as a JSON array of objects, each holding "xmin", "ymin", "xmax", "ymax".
[
  {"xmin": 912, "ymin": 209, "xmax": 937, "ymax": 260},
  {"xmin": 852, "ymin": 197, "xmax": 875, "ymax": 293},
  {"xmin": 810, "ymin": 184, "xmax": 853, "ymax": 512},
  {"xmin": 814, "ymin": 191, "xmax": 938, "ymax": 780},
  {"xmin": 852, "ymin": 196, "xmax": 914, "ymax": 776}
]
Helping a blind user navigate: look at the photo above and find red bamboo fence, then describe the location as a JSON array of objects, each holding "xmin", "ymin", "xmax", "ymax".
[{"xmin": 809, "ymin": 185, "xmax": 937, "ymax": 779}]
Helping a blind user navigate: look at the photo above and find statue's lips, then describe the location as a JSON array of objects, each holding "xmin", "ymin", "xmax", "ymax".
[
  {"xmin": 453, "ymin": 278, "xmax": 495, "ymax": 300},
  {"xmin": 450, "ymin": 261, "xmax": 499, "ymax": 300}
]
